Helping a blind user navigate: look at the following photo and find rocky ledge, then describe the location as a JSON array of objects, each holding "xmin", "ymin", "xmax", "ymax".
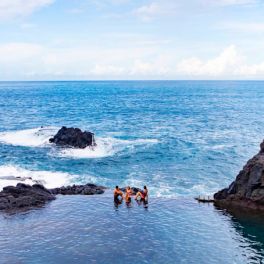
[
  {"xmin": 214, "ymin": 140, "xmax": 264, "ymax": 210},
  {"xmin": 0, "ymin": 183, "xmax": 106, "ymax": 211},
  {"xmin": 50, "ymin": 184, "xmax": 106, "ymax": 195},
  {"xmin": 49, "ymin": 126, "xmax": 96, "ymax": 149},
  {"xmin": 0, "ymin": 183, "xmax": 55, "ymax": 211}
]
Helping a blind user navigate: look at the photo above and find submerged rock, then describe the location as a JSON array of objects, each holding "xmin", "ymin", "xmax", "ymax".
[
  {"xmin": 0, "ymin": 183, "xmax": 55, "ymax": 211},
  {"xmin": 214, "ymin": 140, "xmax": 264, "ymax": 210},
  {"xmin": 49, "ymin": 126, "xmax": 96, "ymax": 149}
]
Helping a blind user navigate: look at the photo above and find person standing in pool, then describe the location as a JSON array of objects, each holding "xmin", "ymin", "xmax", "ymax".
[
  {"xmin": 135, "ymin": 186, "xmax": 148, "ymax": 202},
  {"xmin": 125, "ymin": 186, "xmax": 133, "ymax": 204},
  {"xmin": 114, "ymin": 186, "xmax": 123, "ymax": 200}
]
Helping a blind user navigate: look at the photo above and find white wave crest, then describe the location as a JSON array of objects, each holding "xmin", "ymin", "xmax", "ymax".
[
  {"xmin": 0, "ymin": 127, "xmax": 158, "ymax": 159},
  {"xmin": 57, "ymin": 137, "xmax": 159, "ymax": 159},
  {"xmin": 0, "ymin": 127, "xmax": 57, "ymax": 147},
  {"xmin": 0, "ymin": 165, "xmax": 72, "ymax": 191}
]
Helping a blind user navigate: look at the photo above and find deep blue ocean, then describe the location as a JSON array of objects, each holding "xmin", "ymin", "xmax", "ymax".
[{"xmin": 1, "ymin": 81, "xmax": 264, "ymax": 263}]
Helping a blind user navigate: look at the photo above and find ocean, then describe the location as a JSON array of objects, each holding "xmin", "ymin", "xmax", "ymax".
[{"xmin": 0, "ymin": 81, "xmax": 264, "ymax": 263}]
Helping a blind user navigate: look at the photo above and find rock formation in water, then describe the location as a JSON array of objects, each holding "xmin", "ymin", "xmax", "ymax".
[
  {"xmin": 214, "ymin": 140, "xmax": 264, "ymax": 210},
  {"xmin": 0, "ymin": 183, "xmax": 55, "ymax": 211},
  {"xmin": 49, "ymin": 126, "xmax": 96, "ymax": 149},
  {"xmin": 0, "ymin": 183, "xmax": 106, "ymax": 211},
  {"xmin": 49, "ymin": 184, "xmax": 106, "ymax": 195}
]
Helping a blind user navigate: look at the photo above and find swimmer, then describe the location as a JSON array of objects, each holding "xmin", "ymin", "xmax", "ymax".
[
  {"xmin": 114, "ymin": 186, "xmax": 123, "ymax": 200},
  {"xmin": 125, "ymin": 186, "xmax": 133, "ymax": 203},
  {"xmin": 135, "ymin": 186, "xmax": 148, "ymax": 202}
]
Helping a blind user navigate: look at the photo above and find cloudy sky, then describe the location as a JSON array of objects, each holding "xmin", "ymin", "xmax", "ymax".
[{"xmin": 1, "ymin": 0, "xmax": 264, "ymax": 80}]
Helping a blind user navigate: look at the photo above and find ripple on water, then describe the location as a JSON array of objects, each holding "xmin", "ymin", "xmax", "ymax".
[{"xmin": 0, "ymin": 194, "xmax": 263, "ymax": 264}]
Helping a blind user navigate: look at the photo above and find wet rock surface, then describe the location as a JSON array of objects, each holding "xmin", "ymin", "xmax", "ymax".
[
  {"xmin": 49, "ymin": 126, "xmax": 96, "ymax": 149},
  {"xmin": 0, "ymin": 183, "xmax": 106, "ymax": 211},
  {"xmin": 214, "ymin": 140, "xmax": 264, "ymax": 210},
  {"xmin": 49, "ymin": 184, "xmax": 106, "ymax": 195},
  {"xmin": 0, "ymin": 183, "xmax": 55, "ymax": 211}
]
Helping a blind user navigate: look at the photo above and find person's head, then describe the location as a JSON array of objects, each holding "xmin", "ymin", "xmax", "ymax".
[
  {"xmin": 127, "ymin": 186, "xmax": 130, "ymax": 190},
  {"xmin": 116, "ymin": 185, "xmax": 119, "ymax": 190},
  {"xmin": 144, "ymin": 186, "xmax": 147, "ymax": 190}
]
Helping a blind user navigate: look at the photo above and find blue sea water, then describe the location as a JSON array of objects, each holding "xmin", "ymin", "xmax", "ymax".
[{"xmin": 0, "ymin": 81, "xmax": 264, "ymax": 263}]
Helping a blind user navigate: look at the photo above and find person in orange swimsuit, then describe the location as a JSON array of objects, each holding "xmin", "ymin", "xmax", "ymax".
[
  {"xmin": 135, "ymin": 186, "xmax": 148, "ymax": 202},
  {"xmin": 125, "ymin": 186, "xmax": 133, "ymax": 203},
  {"xmin": 114, "ymin": 186, "xmax": 123, "ymax": 200}
]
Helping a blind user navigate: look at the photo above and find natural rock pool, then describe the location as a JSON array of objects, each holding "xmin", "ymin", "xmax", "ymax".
[{"xmin": 1, "ymin": 192, "xmax": 264, "ymax": 264}]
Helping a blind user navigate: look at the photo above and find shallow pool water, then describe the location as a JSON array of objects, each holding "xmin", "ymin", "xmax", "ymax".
[{"xmin": 0, "ymin": 193, "xmax": 263, "ymax": 264}]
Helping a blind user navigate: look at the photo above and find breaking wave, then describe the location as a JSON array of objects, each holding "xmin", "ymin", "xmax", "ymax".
[
  {"xmin": 0, "ymin": 127, "xmax": 159, "ymax": 159},
  {"xmin": 0, "ymin": 127, "xmax": 56, "ymax": 147},
  {"xmin": 57, "ymin": 137, "xmax": 158, "ymax": 159},
  {"xmin": 0, "ymin": 165, "xmax": 73, "ymax": 191}
]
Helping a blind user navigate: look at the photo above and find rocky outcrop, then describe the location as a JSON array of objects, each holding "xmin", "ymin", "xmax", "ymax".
[
  {"xmin": 49, "ymin": 126, "xmax": 96, "ymax": 149},
  {"xmin": 49, "ymin": 184, "xmax": 106, "ymax": 195},
  {"xmin": 0, "ymin": 183, "xmax": 106, "ymax": 211},
  {"xmin": 214, "ymin": 140, "xmax": 264, "ymax": 210},
  {"xmin": 0, "ymin": 183, "xmax": 55, "ymax": 211}
]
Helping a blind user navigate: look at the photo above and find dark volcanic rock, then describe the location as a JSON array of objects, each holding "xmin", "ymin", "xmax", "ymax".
[
  {"xmin": 49, "ymin": 126, "xmax": 96, "ymax": 149},
  {"xmin": 0, "ymin": 183, "xmax": 106, "ymax": 211},
  {"xmin": 214, "ymin": 140, "xmax": 264, "ymax": 210},
  {"xmin": 49, "ymin": 184, "xmax": 106, "ymax": 195},
  {"xmin": 0, "ymin": 183, "xmax": 55, "ymax": 211}
]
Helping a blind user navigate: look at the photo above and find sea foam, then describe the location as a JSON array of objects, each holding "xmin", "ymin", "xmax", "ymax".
[
  {"xmin": 0, "ymin": 165, "xmax": 72, "ymax": 191},
  {"xmin": 0, "ymin": 127, "xmax": 56, "ymax": 147},
  {"xmin": 0, "ymin": 127, "xmax": 159, "ymax": 159},
  {"xmin": 57, "ymin": 137, "xmax": 159, "ymax": 159}
]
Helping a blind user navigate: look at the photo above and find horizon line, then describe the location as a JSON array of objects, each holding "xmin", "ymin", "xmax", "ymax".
[{"xmin": 1, "ymin": 79, "xmax": 264, "ymax": 82}]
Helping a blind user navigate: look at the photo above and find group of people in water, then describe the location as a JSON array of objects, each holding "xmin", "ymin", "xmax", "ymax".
[{"xmin": 114, "ymin": 185, "xmax": 148, "ymax": 207}]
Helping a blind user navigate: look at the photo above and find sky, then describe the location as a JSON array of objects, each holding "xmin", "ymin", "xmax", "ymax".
[{"xmin": 1, "ymin": 0, "xmax": 264, "ymax": 80}]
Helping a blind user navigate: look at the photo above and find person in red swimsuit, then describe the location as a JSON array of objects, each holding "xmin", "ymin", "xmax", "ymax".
[{"xmin": 135, "ymin": 186, "xmax": 148, "ymax": 201}]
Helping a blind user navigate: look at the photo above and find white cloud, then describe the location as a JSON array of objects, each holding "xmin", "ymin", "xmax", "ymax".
[
  {"xmin": 235, "ymin": 62, "xmax": 264, "ymax": 75},
  {"xmin": 177, "ymin": 45, "xmax": 264, "ymax": 77},
  {"xmin": 0, "ymin": 42, "xmax": 43, "ymax": 63},
  {"xmin": 90, "ymin": 64, "xmax": 125, "ymax": 76},
  {"xmin": 0, "ymin": 42, "xmax": 160, "ymax": 79},
  {"xmin": 132, "ymin": 0, "xmax": 258, "ymax": 22},
  {"xmin": 0, "ymin": 0, "xmax": 54, "ymax": 20},
  {"xmin": 219, "ymin": 22, "xmax": 264, "ymax": 33},
  {"xmin": 216, "ymin": 0, "xmax": 257, "ymax": 5},
  {"xmin": 133, "ymin": 1, "xmax": 179, "ymax": 21},
  {"xmin": 177, "ymin": 45, "xmax": 242, "ymax": 76},
  {"xmin": 1, "ymin": 42, "xmax": 264, "ymax": 79},
  {"xmin": 201, "ymin": 0, "xmax": 258, "ymax": 6},
  {"xmin": 134, "ymin": 2, "xmax": 160, "ymax": 21},
  {"xmin": 130, "ymin": 56, "xmax": 170, "ymax": 76}
]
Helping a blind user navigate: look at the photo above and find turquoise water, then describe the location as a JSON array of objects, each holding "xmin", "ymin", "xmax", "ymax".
[
  {"xmin": 0, "ymin": 81, "xmax": 264, "ymax": 263},
  {"xmin": 1, "ymin": 81, "xmax": 264, "ymax": 197}
]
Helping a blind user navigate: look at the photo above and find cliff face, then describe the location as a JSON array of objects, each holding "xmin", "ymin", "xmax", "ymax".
[{"xmin": 214, "ymin": 140, "xmax": 264, "ymax": 210}]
